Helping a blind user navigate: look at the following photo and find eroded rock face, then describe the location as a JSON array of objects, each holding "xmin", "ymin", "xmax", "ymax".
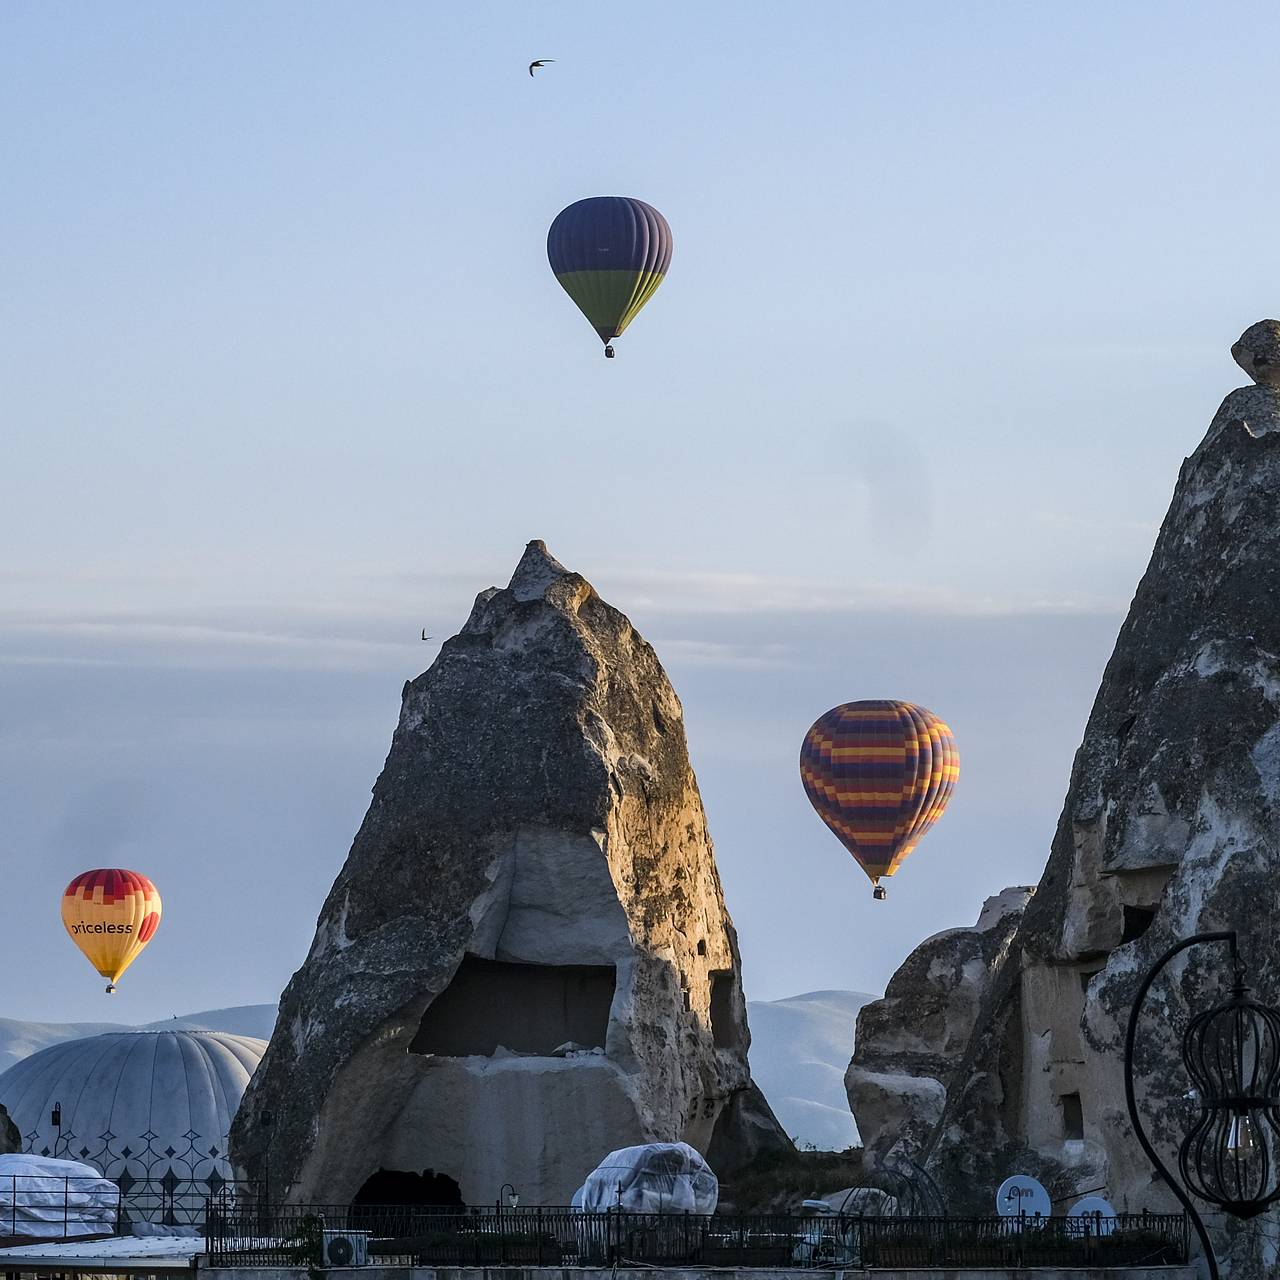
[
  {"xmin": 845, "ymin": 887, "xmax": 1031, "ymax": 1165},
  {"xmin": 899, "ymin": 326, "xmax": 1280, "ymax": 1276},
  {"xmin": 231, "ymin": 541, "xmax": 787, "ymax": 1204},
  {"xmin": 0, "ymin": 1104, "xmax": 18, "ymax": 1153}
]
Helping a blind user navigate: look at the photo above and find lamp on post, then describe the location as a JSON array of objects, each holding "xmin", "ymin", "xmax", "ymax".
[
  {"xmin": 1125, "ymin": 930, "xmax": 1280, "ymax": 1280},
  {"xmin": 499, "ymin": 1183, "xmax": 518, "ymax": 1210}
]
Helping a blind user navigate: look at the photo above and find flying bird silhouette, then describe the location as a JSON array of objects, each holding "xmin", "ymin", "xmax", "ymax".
[
  {"xmin": 528, "ymin": 59, "xmax": 554, "ymax": 76},
  {"xmin": 421, "ymin": 629, "xmax": 433, "ymax": 642}
]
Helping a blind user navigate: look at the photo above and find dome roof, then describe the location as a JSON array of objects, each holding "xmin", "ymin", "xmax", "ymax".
[{"xmin": 0, "ymin": 1030, "xmax": 266, "ymax": 1181}]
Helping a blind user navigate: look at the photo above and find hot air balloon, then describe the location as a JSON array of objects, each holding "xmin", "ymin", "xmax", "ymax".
[
  {"xmin": 799, "ymin": 701, "xmax": 958, "ymax": 900},
  {"xmin": 61, "ymin": 869, "xmax": 162, "ymax": 993},
  {"xmin": 547, "ymin": 196, "xmax": 672, "ymax": 358}
]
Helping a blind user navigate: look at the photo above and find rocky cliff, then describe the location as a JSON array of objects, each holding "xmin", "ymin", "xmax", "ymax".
[
  {"xmin": 861, "ymin": 323, "xmax": 1280, "ymax": 1276},
  {"xmin": 845, "ymin": 887, "xmax": 1030, "ymax": 1165},
  {"xmin": 0, "ymin": 1104, "xmax": 17, "ymax": 1153},
  {"xmin": 231, "ymin": 541, "xmax": 787, "ymax": 1204}
]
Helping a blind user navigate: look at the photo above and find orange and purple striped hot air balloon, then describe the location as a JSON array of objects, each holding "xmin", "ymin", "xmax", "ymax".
[
  {"xmin": 61, "ymin": 868, "xmax": 162, "ymax": 993},
  {"xmin": 799, "ymin": 701, "xmax": 959, "ymax": 900}
]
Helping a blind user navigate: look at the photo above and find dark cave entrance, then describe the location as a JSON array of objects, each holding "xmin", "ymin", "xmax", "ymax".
[
  {"xmin": 1121, "ymin": 905, "xmax": 1156, "ymax": 944},
  {"xmin": 410, "ymin": 954, "xmax": 615, "ymax": 1056},
  {"xmin": 352, "ymin": 1168, "xmax": 463, "ymax": 1209}
]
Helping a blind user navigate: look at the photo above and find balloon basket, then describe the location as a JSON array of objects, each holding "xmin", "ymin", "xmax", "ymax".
[
  {"xmin": 873, "ymin": 885, "xmax": 887, "ymax": 901},
  {"xmin": 604, "ymin": 344, "xmax": 615, "ymax": 359}
]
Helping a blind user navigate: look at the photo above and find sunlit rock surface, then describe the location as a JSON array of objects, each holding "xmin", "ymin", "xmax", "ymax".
[
  {"xmin": 873, "ymin": 324, "xmax": 1280, "ymax": 1277},
  {"xmin": 232, "ymin": 541, "xmax": 787, "ymax": 1204}
]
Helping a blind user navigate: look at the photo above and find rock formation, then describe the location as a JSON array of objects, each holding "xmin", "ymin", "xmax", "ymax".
[
  {"xmin": 845, "ymin": 887, "xmax": 1030, "ymax": 1165},
  {"xmin": 0, "ymin": 1104, "xmax": 18, "ymax": 1154},
  {"xmin": 851, "ymin": 323, "xmax": 1280, "ymax": 1276},
  {"xmin": 232, "ymin": 541, "xmax": 787, "ymax": 1205}
]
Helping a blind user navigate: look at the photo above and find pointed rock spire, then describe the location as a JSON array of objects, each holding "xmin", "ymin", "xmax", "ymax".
[{"xmin": 507, "ymin": 539, "xmax": 571, "ymax": 602}]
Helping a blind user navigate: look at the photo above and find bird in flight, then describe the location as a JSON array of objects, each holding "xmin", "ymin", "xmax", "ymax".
[
  {"xmin": 528, "ymin": 59, "xmax": 555, "ymax": 76},
  {"xmin": 421, "ymin": 629, "xmax": 433, "ymax": 642}
]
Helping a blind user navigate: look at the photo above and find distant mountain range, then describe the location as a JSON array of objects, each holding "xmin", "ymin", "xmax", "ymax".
[
  {"xmin": 746, "ymin": 989, "xmax": 875, "ymax": 1151},
  {"xmin": 0, "ymin": 990, "xmax": 873, "ymax": 1151}
]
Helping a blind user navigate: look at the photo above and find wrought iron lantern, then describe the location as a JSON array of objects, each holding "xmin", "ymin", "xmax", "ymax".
[{"xmin": 1125, "ymin": 930, "xmax": 1280, "ymax": 1280}]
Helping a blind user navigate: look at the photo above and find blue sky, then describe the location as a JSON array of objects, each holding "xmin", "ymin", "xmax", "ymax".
[{"xmin": 2, "ymin": 2, "xmax": 1276, "ymax": 1023}]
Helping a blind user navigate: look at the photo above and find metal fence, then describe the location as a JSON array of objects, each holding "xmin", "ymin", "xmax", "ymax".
[
  {"xmin": 204, "ymin": 1202, "xmax": 1190, "ymax": 1269},
  {"xmin": 0, "ymin": 1175, "xmax": 263, "ymax": 1243},
  {"xmin": 858, "ymin": 1212, "xmax": 1190, "ymax": 1269}
]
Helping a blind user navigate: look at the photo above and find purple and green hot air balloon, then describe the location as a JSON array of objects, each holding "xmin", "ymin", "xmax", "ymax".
[{"xmin": 547, "ymin": 196, "xmax": 673, "ymax": 358}]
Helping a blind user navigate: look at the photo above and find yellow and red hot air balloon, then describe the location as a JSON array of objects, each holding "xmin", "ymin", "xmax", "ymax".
[
  {"xmin": 61, "ymin": 869, "xmax": 162, "ymax": 993},
  {"xmin": 799, "ymin": 700, "xmax": 959, "ymax": 900}
]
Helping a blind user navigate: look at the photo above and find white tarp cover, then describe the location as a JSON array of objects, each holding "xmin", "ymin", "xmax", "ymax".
[
  {"xmin": 575, "ymin": 1142, "xmax": 718, "ymax": 1214},
  {"xmin": 0, "ymin": 1154, "xmax": 118, "ymax": 1239}
]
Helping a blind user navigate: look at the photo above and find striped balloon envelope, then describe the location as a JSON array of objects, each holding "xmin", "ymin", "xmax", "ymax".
[
  {"xmin": 547, "ymin": 196, "xmax": 672, "ymax": 355},
  {"xmin": 799, "ymin": 701, "xmax": 959, "ymax": 899},
  {"xmin": 61, "ymin": 868, "xmax": 162, "ymax": 992}
]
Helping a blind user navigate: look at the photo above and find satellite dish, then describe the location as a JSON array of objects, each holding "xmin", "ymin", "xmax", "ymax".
[
  {"xmin": 1068, "ymin": 1195, "xmax": 1117, "ymax": 1236},
  {"xmin": 996, "ymin": 1175, "xmax": 1050, "ymax": 1222}
]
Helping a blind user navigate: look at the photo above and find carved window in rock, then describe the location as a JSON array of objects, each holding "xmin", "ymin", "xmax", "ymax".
[
  {"xmin": 1122, "ymin": 906, "xmax": 1157, "ymax": 945},
  {"xmin": 410, "ymin": 955, "xmax": 615, "ymax": 1057},
  {"xmin": 709, "ymin": 971, "xmax": 738, "ymax": 1049},
  {"xmin": 1060, "ymin": 1091, "xmax": 1085, "ymax": 1141}
]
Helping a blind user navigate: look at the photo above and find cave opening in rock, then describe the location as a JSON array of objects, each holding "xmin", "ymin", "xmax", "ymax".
[
  {"xmin": 410, "ymin": 954, "xmax": 615, "ymax": 1056},
  {"xmin": 1079, "ymin": 968, "xmax": 1103, "ymax": 995},
  {"xmin": 709, "ymin": 971, "xmax": 737, "ymax": 1049},
  {"xmin": 1121, "ymin": 905, "xmax": 1156, "ymax": 944},
  {"xmin": 352, "ymin": 1167, "xmax": 463, "ymax": 1209},
  {"xmin": 1059, "ymin": 1092, "xmax": 1085, "ymax": 1141}
]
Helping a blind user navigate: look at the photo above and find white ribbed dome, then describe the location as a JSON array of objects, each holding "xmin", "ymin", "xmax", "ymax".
[{"xmin": 0, "ymin": 1030, "xmax": 266, "ymax": 1181}]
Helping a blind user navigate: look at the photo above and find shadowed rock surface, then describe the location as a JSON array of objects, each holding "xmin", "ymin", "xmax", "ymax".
[
  {"xmin": 865, "ymin": 325, "xmax": 1280, "ymax": 1277},
  {"xmin": 231, "ymin": 541, "xmax": 787, "ymax": 1204},
  {"xmin": 845, "ymin": 887, "xmax": 1031, "ymax": 1164},
  {"xmin": 0, "ymin": 1105, "xmax": 17, "ymax": 1154}
]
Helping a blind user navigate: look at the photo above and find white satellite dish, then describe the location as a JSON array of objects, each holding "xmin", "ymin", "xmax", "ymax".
[
  {"xmin": 996, "ymin": 1174, "xmax": 1051, "ymax": 1223},
  {"xmin": 1068, "ymin": 1195, "xmax": 1117, "ymax": 1236}
]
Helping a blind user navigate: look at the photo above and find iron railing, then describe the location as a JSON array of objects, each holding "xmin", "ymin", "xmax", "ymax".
[
  {"xmin": 0, "ymin": 1175, "xmax": 263, "ymax": 1243},
  {"xmin": 858, "ymin": 1212, "xmax": 1190, "ymax": 1269},
  {"xmin": 203, "ymin": 1201, "xmax": 1189, "ymax": 1269}
]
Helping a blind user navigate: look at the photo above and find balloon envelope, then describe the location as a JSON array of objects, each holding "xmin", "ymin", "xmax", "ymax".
[
  {"xmin": 61, "ymin": 869, "xmax": 162, "ymax": 991},
  {"xmin": 547, "ymin": 196, "xmax": 672, "ymax": 346},
  {"xmin": 799, "ymin": 701, "xmax": 958, "ymax": 889}
]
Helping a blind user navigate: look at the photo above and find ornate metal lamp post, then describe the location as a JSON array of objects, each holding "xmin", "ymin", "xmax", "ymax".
[{"xmin": 1125, "ymin": 930, "xmax": 1280, "ymax": 1280}]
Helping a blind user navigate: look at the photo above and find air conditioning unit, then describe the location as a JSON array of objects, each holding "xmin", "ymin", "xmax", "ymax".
[{"xmin": 322, "ymin": 1229, "xmax": 370, "ymax": 1267}]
